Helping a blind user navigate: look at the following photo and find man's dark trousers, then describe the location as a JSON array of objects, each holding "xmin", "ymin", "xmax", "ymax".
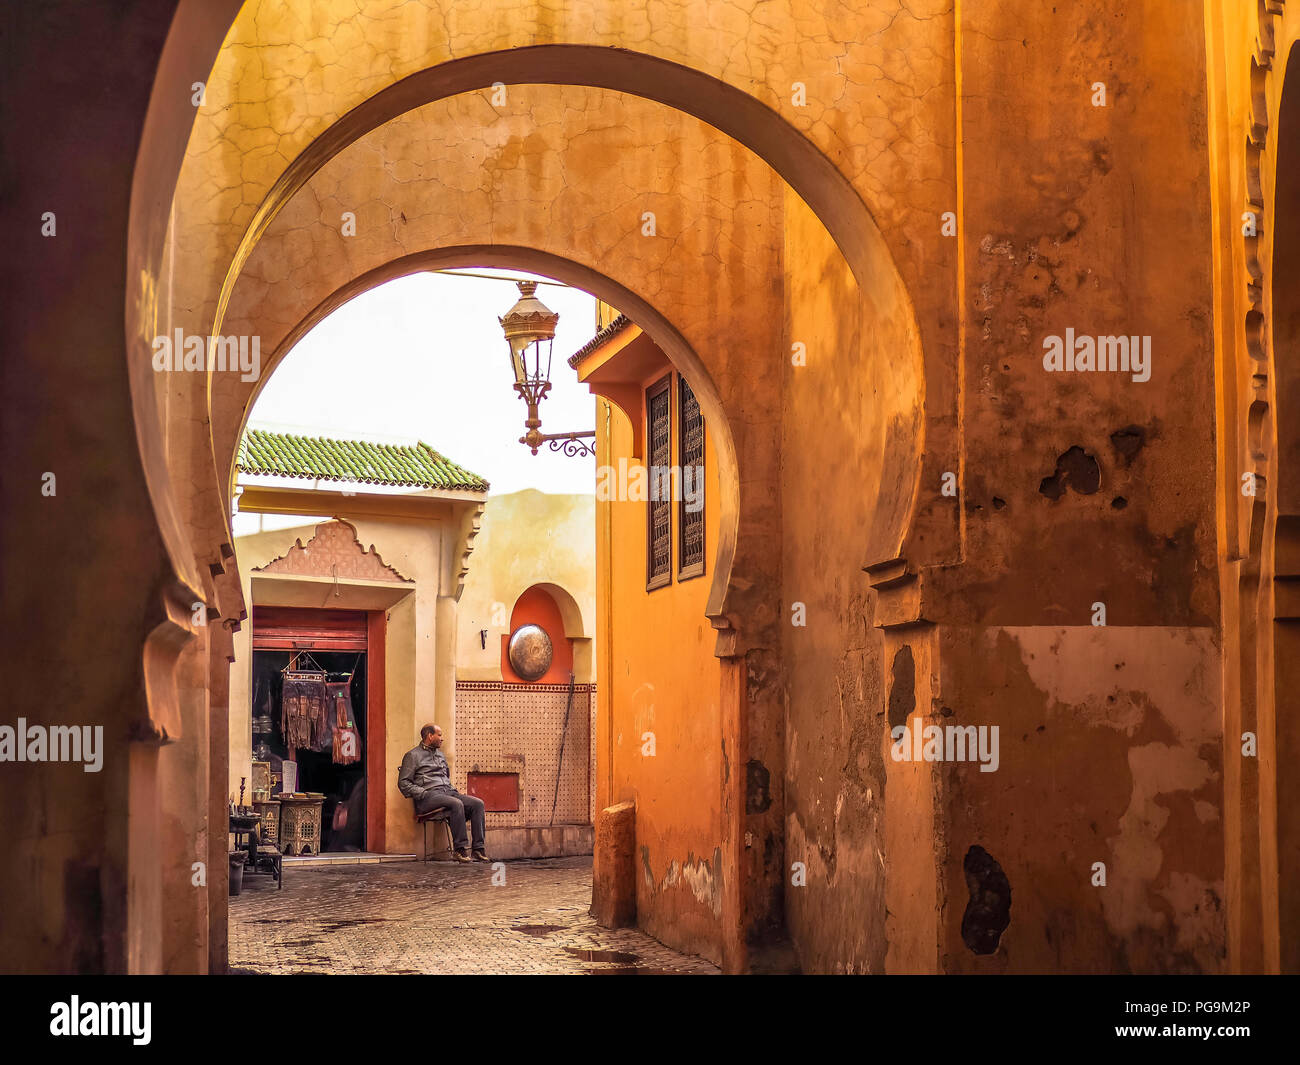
[{"xmin": 417, "ymin": 786, "xmax": 486, "ymax": 853}]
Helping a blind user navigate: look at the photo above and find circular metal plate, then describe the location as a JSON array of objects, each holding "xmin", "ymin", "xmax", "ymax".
[{"xmin": 508, "ymin": 623, "xmax": 553, "ymax": 681}]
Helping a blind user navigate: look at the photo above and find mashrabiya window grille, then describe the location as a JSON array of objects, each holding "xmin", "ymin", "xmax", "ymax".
[
  {"xmin": 646, "ymin": 374, "xmax": 673, "ymax": 590},
  {"xmin": 678, "ymin": 375, "xmax": 705, "ymax": 579}
]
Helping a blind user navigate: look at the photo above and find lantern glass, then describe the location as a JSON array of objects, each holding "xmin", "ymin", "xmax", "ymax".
[
  {"xmin": 499, "ymin": 279, "xmax": 559, "ymax": 406},
  {"xmin": 507, "ymin": 335, "xmax": 528, "ymax": 387}
]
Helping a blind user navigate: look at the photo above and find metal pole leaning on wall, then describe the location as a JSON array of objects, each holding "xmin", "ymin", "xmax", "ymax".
[{"xmin": 550, "ymin": 671, "xmax": 576, "ymax": 824}]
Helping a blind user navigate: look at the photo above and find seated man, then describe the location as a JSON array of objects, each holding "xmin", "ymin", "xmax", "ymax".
[{"xmin": 398, "ymin": 724, "xmax": 490, "ymax": 863}]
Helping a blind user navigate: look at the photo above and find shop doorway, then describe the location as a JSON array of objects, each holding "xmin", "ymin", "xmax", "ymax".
[{"xmin": 251, "ymin": 608, "xmax": 373, "ymax": 853}]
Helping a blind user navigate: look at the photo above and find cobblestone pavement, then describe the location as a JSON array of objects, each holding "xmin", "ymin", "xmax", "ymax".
[{"xmin": 229, "ymin": 856, "xmax": 719, "ymax": 975}]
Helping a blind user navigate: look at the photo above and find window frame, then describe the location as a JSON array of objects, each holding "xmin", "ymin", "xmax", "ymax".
[
  {"xmin": 644, "ymin": 372, "xmax": 674, "ymax": 592},
  {"xmin": 676, "ymin": 374, "xmax": 706, "ymax": 582}
]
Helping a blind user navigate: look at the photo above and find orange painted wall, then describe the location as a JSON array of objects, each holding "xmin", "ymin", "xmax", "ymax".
[
  {"xmin": 596, "ymin": 358, "xmax": 724, "ymax": 965},
  {"xmin": 502, "ymin": 585, "xmax": 574, "ymax": 685}
]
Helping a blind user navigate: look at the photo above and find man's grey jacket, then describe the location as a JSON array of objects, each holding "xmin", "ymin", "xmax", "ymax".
[{"xmin": 398, "ymin": 742, "xmax": 453, "ymax": 800}]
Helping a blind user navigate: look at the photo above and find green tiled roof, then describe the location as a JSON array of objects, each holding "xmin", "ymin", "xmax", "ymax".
[{"xmin": 237, "ymin": 429, "xmax": 489, "ymax": 492}]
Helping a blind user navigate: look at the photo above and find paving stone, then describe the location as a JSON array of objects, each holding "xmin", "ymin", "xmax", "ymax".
[{"xmin": 229, "ymin": 855, "xmax": 718, "ymax": 975}]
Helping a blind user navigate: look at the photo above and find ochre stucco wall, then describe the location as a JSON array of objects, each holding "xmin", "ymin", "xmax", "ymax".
[
  {"xmin": 457, "ymin": 490, "xmax": 596, "ymax": 684},
  {"xmin": 182, "ymin": 5, "xmax": 1227, "ymax": 970},
  {"xmin": 0, "ymin": 0, "xmax": 210, "ymax": 975},
  {"xmin": 595, "ymin": 368, "xmax": 725, "ymax": 964},
  {"xmin": 925, "ymin": 0, "xmax": 1224, "ymax": 974},
  {"xmin": 781, "ymin": 187, "xmax": 890, "ymax": 972}
]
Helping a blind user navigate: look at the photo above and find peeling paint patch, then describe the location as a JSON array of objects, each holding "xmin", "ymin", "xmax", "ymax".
[
  {"xmin": 961, "ymin": 845, "xmax": 1011, "ymax": 955},
  {"xmin": 981, "ymin": 627, "xmax": 1223, "ymax": 966},
  {"xmin": 1004, "ymin": 626, "xmax": 1218, "ymax": 737},
  {"xmin": 1157, "ymin": 872, "xmax": 1225, "ymax": 965},
  {"xmin": 1039, "ymin": 445, "xmax": 1101, "ymax": 499},
  {"xmin": 1104, "ymin": 742, "xmax": 1216, "ymax": 938},
  {"xmin": 1109, "ymin": 424, "xmax": 1146, "ymax": 466},
  {"xmin": 887, "ymin": 646, "xmax": 915, "ymax": 732},
  {"xmin": 746, "ymin": 759, "xmax": 772, "ymax": 814},
  {"xmin": 661, "ymin": 848, "xmax": 723, "ymax": 916},
  {"xmin": 746, "ymin": 648, "xmax": 776, "ymax": 701}
]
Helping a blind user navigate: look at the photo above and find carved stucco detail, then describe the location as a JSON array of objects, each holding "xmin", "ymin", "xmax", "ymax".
[
  {"xmin": 453, "ymin": 504, "xmax": 485, "ymax": 602},
  {"xmin": 1240, "ymin": 0, "xmax": 1288, "ymax": 559},
  {"xmin": 255, "ymin": 519, "xmax": 412, "ymax": 583}
]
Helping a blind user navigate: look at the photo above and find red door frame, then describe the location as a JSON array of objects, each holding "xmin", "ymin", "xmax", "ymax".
[
  {"xmin": 251, "ymin": 607, "xmax": 368, "ymax": 650},
  {"xmin": 366, "ymin": 610, "xmax": 386, "ymax": 853},
  {"xmin": 251, "ymin": 606, "xmax": 386, "ymax": 852}
]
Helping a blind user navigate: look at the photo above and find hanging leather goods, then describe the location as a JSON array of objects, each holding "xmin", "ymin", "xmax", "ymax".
[
  {"xmin": 282, "ymin": 657, "xmax": 327, "ymax": 754},
  {"xmin": 328, "ymin": 679, "xmax": 362, "ymax": 765}
]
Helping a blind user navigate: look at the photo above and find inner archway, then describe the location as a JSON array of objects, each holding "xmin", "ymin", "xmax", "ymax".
[
  {"xmin": 130, "ymin": 8, "xmax": 932, "ymax": 616},
  {"xmin": 192, "ymin": 80, "xmax": 856, "ymax": 968},
  {"xmin": 224, "ymin": 261, "xmax": 734, "ymax": 965},
  {"xmin": 226, "ymin": 245, "xmax": 742, "ymax": 646}
]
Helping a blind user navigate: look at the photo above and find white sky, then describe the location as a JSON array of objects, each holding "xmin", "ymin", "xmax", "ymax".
[{"xmin": 242, "ymin": 269, "xmax": 599, "ymax": 498}]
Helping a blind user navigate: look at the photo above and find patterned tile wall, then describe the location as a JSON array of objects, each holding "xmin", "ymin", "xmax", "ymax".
[{"xmin": 453, "ymin": 681, "xmax": 595, "ymax": 828}]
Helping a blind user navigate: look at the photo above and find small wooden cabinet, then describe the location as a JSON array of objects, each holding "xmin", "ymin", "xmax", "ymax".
[{"xmin": 278, "ymin": 793, "xmax": 325, "ymax": 855}]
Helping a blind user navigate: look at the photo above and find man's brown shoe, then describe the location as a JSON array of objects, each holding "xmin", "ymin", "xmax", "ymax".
[
  {"xmin": 472, "ymin": 851, "xmax": 492, "ymax": 862},
  {"xmin": 453, "ymin": 850, "xmax": 472, "ymax": 863}
]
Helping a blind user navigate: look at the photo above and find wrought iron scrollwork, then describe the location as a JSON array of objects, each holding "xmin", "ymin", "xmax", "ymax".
[
  {"xmin": 520, "ymin": 430, "xmax": 596, "ymax": 457},
  {"xmin": 547, "ymin": 435, "xmax": 596, "ymax": 458}
]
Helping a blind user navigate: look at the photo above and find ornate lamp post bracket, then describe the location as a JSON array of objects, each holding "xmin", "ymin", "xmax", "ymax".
[{"xmin": 498, "ymin": 280, "xmax": 596, "ymax": 457}]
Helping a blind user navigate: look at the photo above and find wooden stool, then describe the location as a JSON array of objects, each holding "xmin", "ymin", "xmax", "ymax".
[
  {"xmin": 255, "ymin": 844, "xmax": 284, "ymax": 890},
  {"xmin": 416, "ymin": 808, "xmax": 454, "ymax": 861}
]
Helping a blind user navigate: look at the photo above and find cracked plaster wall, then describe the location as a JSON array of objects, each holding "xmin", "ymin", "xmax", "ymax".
[
  {"xmin": 781, "ymin": 187, "xmax": 892, "ymax": 972},
  {"xmin": 780, "ymin": 0, "xmax": 1226, "ymax": 974},
  {"xmin": 932, "ymin": 1, "xmax": 1218, "ymax": 626},
  {"xmin": 940, "ymin": 626, "xmax": 1224, "ymax": 973},
  {"xmin": 913, "ymin": 0, "xmax": 1225, "ymax": 976}
]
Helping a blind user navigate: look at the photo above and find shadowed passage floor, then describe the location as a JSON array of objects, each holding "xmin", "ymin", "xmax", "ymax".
[{"xmin": 229, "ymin": 855, "xmax": 719, "ymax": 974}]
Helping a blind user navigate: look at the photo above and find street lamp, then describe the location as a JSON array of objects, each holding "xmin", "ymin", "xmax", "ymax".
[{"xmin": 498, "ymin": 280, "xmax": 596, "ymax": 457}]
